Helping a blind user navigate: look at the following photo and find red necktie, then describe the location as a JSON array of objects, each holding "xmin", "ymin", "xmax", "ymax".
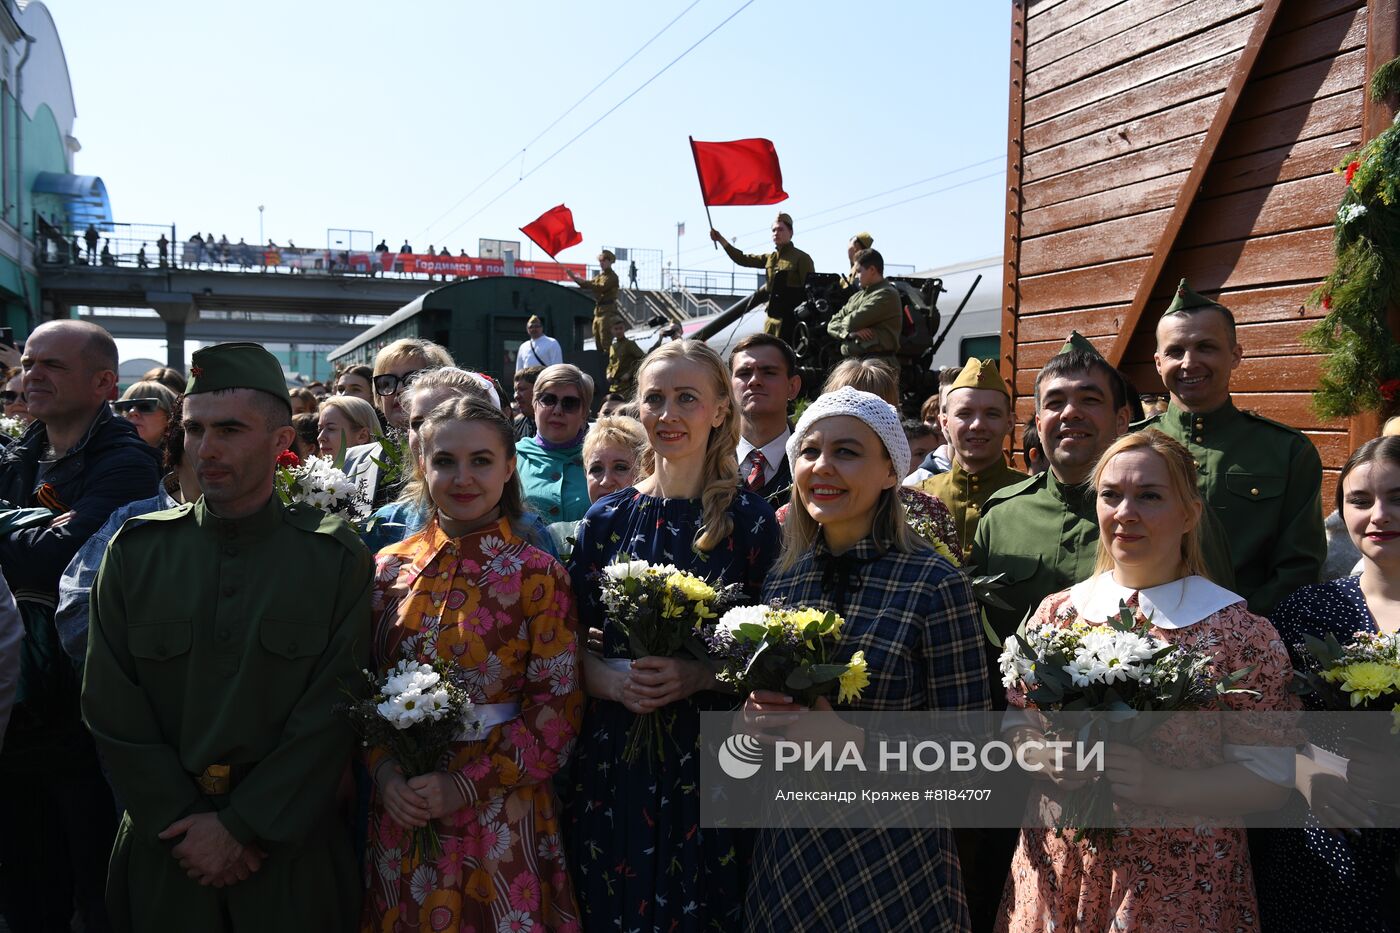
[{"xmin": 745, "ymin": 449, "xmax": 767, "ymax": 492}]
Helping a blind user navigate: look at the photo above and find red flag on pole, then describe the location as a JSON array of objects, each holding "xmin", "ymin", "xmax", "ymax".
[
  {"xmin": 689, "ymin": 137, "xmax": 788, "ymax": 206},
  {"xmin": 520, "ymin": 204, "xmax": 583, "ymax": 258}
]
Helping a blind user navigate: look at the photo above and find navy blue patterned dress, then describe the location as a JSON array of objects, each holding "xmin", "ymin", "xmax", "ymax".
[
  {"xmin": 744, "ymin": 534, "xmax": 992, "ymax": 932},
  {"xmin": 566, "ymin": 487, "xmax": 778, "ymax": 932},
  {"xmin": 1256, "ymin": 575, "xmax": 1399, "ymax": 933}
]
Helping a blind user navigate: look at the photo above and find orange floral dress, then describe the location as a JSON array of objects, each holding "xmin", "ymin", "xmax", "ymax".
[
  {"xmin": 363, "ymin": 518, "xmax": 583, "ymax": 933},
  {"xmin": 996, "ymin": 588, "xmax": 1301, "ymax": 933}
]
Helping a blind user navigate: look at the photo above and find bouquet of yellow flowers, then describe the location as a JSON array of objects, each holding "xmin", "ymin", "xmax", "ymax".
[
  {"xmin": 707, "ymin": 604, "xmax": 870, "ymax": 707},
  {"xmin": 1294, "ymin": 631, "xmax": 1400, "ymax": 722},
  {"xmin": 597, "ymin": 558, "xmax": 747, "ymax": 764}
]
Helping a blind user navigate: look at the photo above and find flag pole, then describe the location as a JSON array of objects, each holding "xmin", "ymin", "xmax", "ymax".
[{"xmin": 688, "ymin": 136, "xmax": 718, "ymax": 250}]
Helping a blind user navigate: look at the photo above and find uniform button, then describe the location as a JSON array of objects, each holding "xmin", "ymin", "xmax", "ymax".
[
  {"xmin": 1194, "ymin": 436, "xmax": 1203, "ymax": 443},
  {"xmin": 1250, "ymin": 488, "xmax": 1259, "ymax": 496}
]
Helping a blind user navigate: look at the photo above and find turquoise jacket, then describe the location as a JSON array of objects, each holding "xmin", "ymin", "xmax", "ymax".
[{"xmin": 514, "ymin": 436, "xmax": 590, "ymax": 524}]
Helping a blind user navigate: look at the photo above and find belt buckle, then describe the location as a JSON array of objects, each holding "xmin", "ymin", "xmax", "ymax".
[{"xmin": 197, "ymin": 764, "xmax": 231, "ymax": 796}]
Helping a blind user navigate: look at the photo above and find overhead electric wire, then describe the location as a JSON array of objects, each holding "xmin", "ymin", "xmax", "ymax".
[
  {"xmin": 415, "ymin": 0, "xmax": 707, "ymax": 243},
  {"xmin": 676, "ymin": 154, "xmax": 1002, "ymax": 262},
  {"xmin": 432, "ymin": 0, "xmax": 758, "ymax": 246}
]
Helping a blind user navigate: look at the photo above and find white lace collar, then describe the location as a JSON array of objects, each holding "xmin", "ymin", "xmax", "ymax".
[{"xmin": 1069, "ymin": 572, "xmax": 1244, "ymax": 629}]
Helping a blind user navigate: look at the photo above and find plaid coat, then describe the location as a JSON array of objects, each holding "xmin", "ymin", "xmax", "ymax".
[{"xmin": 743, "ymin": 535, "xmax": 992, "ymax": 932}]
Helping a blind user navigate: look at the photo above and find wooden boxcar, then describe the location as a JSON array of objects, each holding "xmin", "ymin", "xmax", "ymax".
[
  {"xmin": 1002, "ymin": 0, "xmax": 1399, "ymax": 491},
  {"xmin": 326, "ymin": 276, "xmax": 600, "ymax": 390}
]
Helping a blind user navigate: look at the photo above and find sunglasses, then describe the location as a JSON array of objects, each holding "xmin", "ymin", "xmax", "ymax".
[
  {"xmin": 535, "ymin": 392, "xmax": 582, "ymax": 413},
  {"xmin": 0, "ymin": 390, "xmax": 21, "ymax": 404},
  {"xmin": 114, "ymin": 398, "xmax": 166, "ymax": 415},
  {"xmin": 373, "ymin": 369, "xmax": 426, "ymax": 396}
]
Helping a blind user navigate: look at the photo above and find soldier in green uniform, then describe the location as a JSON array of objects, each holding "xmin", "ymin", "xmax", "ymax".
[
  {"xmin": 568, "ymin": 249, "xmax": 622, "ymax": 355},
  {"xmin": 839, "ymin": 231, "xmax": 874, "ymax": 288},
  {"xmin": 711, "ymin": 212, "xmax": 815, "ymax": 343},
  {"xmin": 606, "ymin": 319, "xmax": 645, "ymax": 398},
  {"xmin": 917, "ymin": 358, "xmax": 1027, "ymax": 553},
  {"xmin": 1136, "ymin": 279, "xmax": 1325, "ymax": 615},
  {"xmin": 82, "ymin": 342, "xmax": 371, "ymax": 933},
  {"xmin": 825, "ymin": 248, "xmax": 903, "ymax": 359}
]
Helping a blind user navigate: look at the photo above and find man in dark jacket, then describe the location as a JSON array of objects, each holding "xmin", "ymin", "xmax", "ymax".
[{"xmin": 0, "ymin": 319, "xmax": 162, "ymax": 933}]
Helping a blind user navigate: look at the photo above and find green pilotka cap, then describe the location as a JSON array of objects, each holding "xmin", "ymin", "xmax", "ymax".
[
  {"xmin": 1163, "ymin": 278, "xmax": 1231, "ymax": 319},
  {"xmin": 185, "ymin": 342, "xmax": 291, "ymax": 408},
  {"xmin": 1058, "ymin": 330, "xmax": 1106, "ymax": 360},
  {"xmin": 947, "ymin": 358, "xmax": 1009, "ymax": 398}
]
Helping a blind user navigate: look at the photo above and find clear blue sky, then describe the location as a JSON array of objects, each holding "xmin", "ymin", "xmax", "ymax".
[{"xmin": 55, "ymin": 0, "xmax": 1011, "ymax": 356}]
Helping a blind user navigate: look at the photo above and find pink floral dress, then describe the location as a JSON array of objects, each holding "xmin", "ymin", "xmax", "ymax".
[
  {"xmin": 363, "ymin": 518, "xmax": 583, "ymax": 933},
  {"xmin": 996, "ymin": 586, "xmax": 1301, "ymax": 933}
]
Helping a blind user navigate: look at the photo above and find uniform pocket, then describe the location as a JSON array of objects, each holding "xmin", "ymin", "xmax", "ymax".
[
  {"xmin": 1224, "ymin": 471, "xmax": 1284, "ymax": 502},
  {"xmin": 259, "ymin": 617, "xmax": 328, "ymax": 660},
  {"xmin": 127, "ymin": 620, "xmax": 192, "ymax": 661},
  {"xmin": 997, "ymin": 553, "xmax": 1042, "ymax": 586}
]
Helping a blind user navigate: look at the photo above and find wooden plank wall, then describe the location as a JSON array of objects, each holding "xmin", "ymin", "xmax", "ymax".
[{"xmin": 1007, "ymin": 0, "xmax": 1369, "ymax": 493}]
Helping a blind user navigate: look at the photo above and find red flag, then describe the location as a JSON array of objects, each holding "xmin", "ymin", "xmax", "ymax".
[
  {"xmin": 689, "ymin": 137, "xmax": 788, "ymax": 206},
  {"xmin": 520, "ymin": 204, "xmax": 583, "ymax": 258}
]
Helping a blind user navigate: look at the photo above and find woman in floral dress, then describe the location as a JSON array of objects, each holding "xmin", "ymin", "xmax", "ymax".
[
  {"xmin": 567, "ymin": 340, "xmax": 779, "ymax": 932},
  {"xmin": 364, "ymin": 397, "xmax": 582, "ymax": 933},
  {"xmin": 740, "ymin": 386, "xmax": 991, "ymax": 931},
  {"xmin": 996, "ymin": 430, "xmax": 1301, "ymax": 932}
]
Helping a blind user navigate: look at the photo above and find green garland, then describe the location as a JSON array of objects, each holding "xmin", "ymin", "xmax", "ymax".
[{"xmin": 1307, "ymin": 57, "xmax": 1400, "ymax": 418}]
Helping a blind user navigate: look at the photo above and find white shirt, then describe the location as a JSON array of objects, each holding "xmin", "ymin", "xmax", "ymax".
[
  {"xmin": 737, "ymin": 426, "xmax": 790, "ymax": 487},
  {"xmin": 1069, "ymin": 572, "xmax": 1244, "ymax": 629},
  {"xmin": 515, "ymin": 334, "xmax": 563, "ymax": 372}
]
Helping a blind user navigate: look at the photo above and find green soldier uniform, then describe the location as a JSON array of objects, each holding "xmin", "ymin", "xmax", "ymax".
[
  {"xmin": 826, "ymin": 280, "xmax": 903, "ymax": 357},
  {"xmin": 918, "ymin": 359, "xmax": 1028, "ymax": 551},
  {"xmin": 578, "ymin": 250, "xmax": 622, "ymax": 355},
  {"xmin": 1136, "ymin": 281, "xmax": 1324, "ymax": 615},
  {"xmin": 607, "ymin": 333, "xmax": 645, "ymax": 398},
  {"xmin": 717, "ymin": 235, "xmax": 815, "ymax": 340},
  {"xmin": 82, "ymin": 344, "xmax": 371, "ymax": 933}
]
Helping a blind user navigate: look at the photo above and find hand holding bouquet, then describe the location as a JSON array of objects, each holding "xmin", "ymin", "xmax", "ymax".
[
  {"xmin": 344, "ymin": 658, "xmax": 475, "ymax": 857},
  {"xmin": 999, "ymin": 600, "xmax": 1257, "ymax": 847},
  {"xmin": 597, "ymin": 558, "xmax": 747, "ymax": 764},
  {"xmin": 708, "ymin": 603, "xmax": 871, "ymax": 708}
]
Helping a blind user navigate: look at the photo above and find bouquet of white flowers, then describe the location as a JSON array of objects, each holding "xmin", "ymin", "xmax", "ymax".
[
  {"xmin": 597, "ymin": 557, "xmax": 747, "ymax": 765},
  {"xmin": 274, "ymin": 452, "xmax": 369, "ymax": 522},
  {"xmin": 0, "ymin": 414, "xmax": 25, "ymax": 441},
  {"xmin": 999, "ymin": 600, "xmax": 1256, "ymax": 847},
  {"xmin": 343, "ymin": 658, "xmax": 475, "ymax": 858},
  {"xmin": 707, "ymin": 604, "xmax": 870, "ymax": 707}
]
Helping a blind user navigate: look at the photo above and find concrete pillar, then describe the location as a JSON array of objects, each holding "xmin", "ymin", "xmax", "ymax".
[{"xmin": 146, "ymin": 291, "xmax": 198, "ymax": 371}]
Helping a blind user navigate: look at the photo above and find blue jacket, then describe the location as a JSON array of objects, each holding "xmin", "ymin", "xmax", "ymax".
[
  {"xmin": 0, "ymin": 405, "xmax": 162, "ymax": 595},
  {"xmin": 515, "ymin": 436, "xmax": 590, "ymax": 524}
]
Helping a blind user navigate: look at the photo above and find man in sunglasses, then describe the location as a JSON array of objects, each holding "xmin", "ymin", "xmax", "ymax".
[
  {"xmin": 0, "ymin": 319, "xmax": 162, "ymax": 933},
  {"xmin": 341, "ymin": 338, "xmax": 455, "ymax": 510}
]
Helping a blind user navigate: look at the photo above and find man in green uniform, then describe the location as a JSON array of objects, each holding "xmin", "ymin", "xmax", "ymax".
[
  {"xmin": 82, "ymin": 342, "xmax": 371, "ymax": 933},
  {"xmin": 606, "ymin": 319, "xmax": 645, "ymax": 398},
  {"xmin": 839, "ymin": 231, "xmax": 874, "ymax": 288},
  {"xmin": 569, "ymin": 249, "xmax": 622, "ymax": 355},
  {"xmin": 1136, "ymin": 279, "xmax": 1325, "ymax": 615},
  {"xmin": 917, "ymin": 358, "xmax": 1027, "ymax": 553},
  {"xmin": 711, "ymin": 212, "xmax": 816, "ymax": 343},
  {"xmin": 825, "ymin": 248, "xmax": 903, "ymax": 359}
]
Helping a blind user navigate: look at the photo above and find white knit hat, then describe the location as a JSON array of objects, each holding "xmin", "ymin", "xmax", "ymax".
[{"xmin": 786, "ymin": 385, "xmax": 910, "ymax": 477}]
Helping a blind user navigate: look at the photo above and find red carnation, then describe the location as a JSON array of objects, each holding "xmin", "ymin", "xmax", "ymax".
[
  {"xmin": 1322, "ymin": 294, "xmax": 1332, "ymax": 310},
  {"xmin": 276, "ymin": 450, "xmax": 301, "ymax": 468},
  {"xmin": 1346, "ymin": 160, "xmax": 1361, "ymax": 186},
  {"xmin": 1380, "ymin": 379, "xmax": 1400, "ymax": 402}
]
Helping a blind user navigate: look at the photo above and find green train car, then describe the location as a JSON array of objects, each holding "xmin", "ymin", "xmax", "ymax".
[{"xmin": 326, "ymin": 276, "xmax": 603, "ymax": 391}]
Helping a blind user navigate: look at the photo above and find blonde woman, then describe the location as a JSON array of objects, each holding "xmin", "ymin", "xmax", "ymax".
[
  {"xmin": 996, "ymin": 429, "xmax": 1300, "ymax": 932},
  {"xmin": 315, "ymin": 394, "xmax": 380, "ymax": 463},
  {"xmin": 582, "ymin": 415, "xmax": 647, "ymax": 503},
  {"xmin": 567, "ymin": 339, "xmax": 779, "ymax": 931}
]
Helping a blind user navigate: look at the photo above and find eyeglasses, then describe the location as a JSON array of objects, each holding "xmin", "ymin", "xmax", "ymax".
[
  {"xmin": 114, "ymin": 398, "xmax": 166, "ymax": 415},
  {"xmin": 0, "ymin": 390, "xmax": 21, "ymax": 404},
  {"xmin": 535, "ymin": 392, "xmax": 582, "ymax": 413},
  {"xmin": 373, "ymin": 369, "xmax": 426, "ymax": 396}
]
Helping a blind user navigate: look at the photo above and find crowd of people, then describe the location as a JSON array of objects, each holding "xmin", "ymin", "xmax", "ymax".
[{"xmin": 0, "ymin": 262, "xmax": 1395, "ymax": 933}]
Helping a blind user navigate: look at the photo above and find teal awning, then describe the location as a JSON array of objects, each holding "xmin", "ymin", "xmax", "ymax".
[{"xmin": 32, "ymin": 173, "xmax": 112, "ymax": 229}]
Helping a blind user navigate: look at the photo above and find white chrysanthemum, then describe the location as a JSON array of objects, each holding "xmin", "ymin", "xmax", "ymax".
[
  {"xmin": 1339, "ymin": 203, "xmax": 1369, "ymax": 225},
  {"xmin": 604, "ymin": 558, "xmax": 654, "ymax": 580},
  {"xmin": 717, "ymin": 605, "xmax": 770, "ymax": 634}
]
